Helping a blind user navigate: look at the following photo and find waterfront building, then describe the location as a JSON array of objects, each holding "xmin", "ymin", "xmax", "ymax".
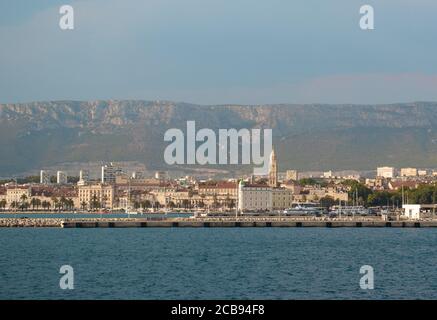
[
  {"xmin": 78, "ymin": 183, "xmax": 114, "ymax": 209},
  {"xmin": 197, "ymin": 181, "xmax": 237, "ymax": 198},
  {"xmin": 101, "ymin": 162, "xmax": 122, "ymax": 184},
  {"xmin": 56, "ymin": 171, "xmax": 68, "ymax": 184},
  {"xmin": 31, "ymin": 185, "xmax": 79, "ymax": 209},
  {"xmin": 271, "ymin": 188, "xmax": 294, "ymax": 210},
  {"xmin": 285, "ymin": 170, "xmax": 298, "ymax": 181},
  {"xmin": 268, "ymin": 149, "xmax": 278, "ymax": 187},
  {"xmin": 0, "ymin": 189, "xmax": 6, "ymax": 204},
  {"xmin": 299, "ymin": 186, "xmax": 348, "ymax": 203},
  {"xmin": 6, "ymin": 186, "xmax": 31, "ymax": 207},
  {"xmin": 400, "ymin": 167, "xmax": 418, "ymax": 177},
  {"xmin": 40, "ymin": 170, "xmax": 50, "ymax": 184},
  {"xmin": 238, "ymin": 182, "xmax": 272, "ymax": 211},
  {"xmin": 377, "ymin": 167, "xmax": 394, "ymax": 179}
]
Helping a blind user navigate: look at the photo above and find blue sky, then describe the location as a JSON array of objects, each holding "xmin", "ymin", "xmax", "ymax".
[{"xmin": 0, "ymin": 0, "xmax": 436, "ymax": 104}]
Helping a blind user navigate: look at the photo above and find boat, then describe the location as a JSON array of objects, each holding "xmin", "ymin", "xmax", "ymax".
[
  {"xmin": 283, "ymin": 203, "xmax": 323, "ymax": 215},
  {"xmin": 331, "ymin": 205, "xmax": 369, "ymax": 216}
]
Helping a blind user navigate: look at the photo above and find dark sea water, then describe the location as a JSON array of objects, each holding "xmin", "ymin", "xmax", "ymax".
[{"xmin": 0, "ymin": 228, "xmax": 436, "ymax": 300}]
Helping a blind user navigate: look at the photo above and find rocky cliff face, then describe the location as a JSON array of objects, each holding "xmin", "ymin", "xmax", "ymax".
[{"xmin": 0, "ymin": 100, "xmax": 436, "ymax": 175}]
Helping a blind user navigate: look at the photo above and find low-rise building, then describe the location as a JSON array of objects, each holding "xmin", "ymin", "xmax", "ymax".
[
  {"xmin": 402, "ymin": 204, "xmax": 421, "ymax": 220},
  {"xmin": 418, "ymin": 170, "xmax": 428, "ymax": 177}
]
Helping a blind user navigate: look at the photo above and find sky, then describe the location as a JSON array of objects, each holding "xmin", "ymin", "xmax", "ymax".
[{"xmin": 0, "ymin": 0, "xmax": 437, "ymax": 105}]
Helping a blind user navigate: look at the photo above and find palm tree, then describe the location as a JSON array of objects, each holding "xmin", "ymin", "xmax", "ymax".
[
  {"xmin": 133, "ymin": 201, "xmax": 141, "ymax": 210},
  {"xmin": 42, "ymin": 200, "xmax": 50, "ymax": 211},
  {"xmin": 20, "ymin": 201, "xmax": 29, "ymax": 212},
  {"xmin": 19, "ymin": 194, "xmax": 28, "ymax": 211},
  {"xmin": 35, "ymin": 198, "xmax": 41, "ymax": 211},
  {"xmin": 64, "ymin": 198, "xmax": 73, "ymax": 211},
  {"xmin": 81, "ymin": 201, "xmax": 87, "ymax": 211},
  {"xmin": 30, "ymin": 198, "xmax": 38, "ymax": 211},
  {"xmin": 90, "ymin": 194, "xmax": 100, "ymax": 210},
  {"xmin": 60, "ymin": 196, "xmax": 67, "ymax": 211},
  {"xmin": 167, "ymin": 201, "xmax": 175, "ymax": 209},
  {"xmin": 11, "ymin": 201, "xmax": 18, "ymax": 210},
  {"xmin": 154, "ymin": 201, "xmax": 161, "ymax": 209},
  {"xmin": 51, "ymin": 197, "xmax": 59, "ymax": 212},
  {"xmin": 20, "ymin": 194, "xmax": 28, "ymax": 207},
  {"xmin": 102, "ymin": 195, "xmax": 108, "ymax": 209},
  {"xmin": 0, "ymin": 199, "xmax": 6, "ymax": 211}
]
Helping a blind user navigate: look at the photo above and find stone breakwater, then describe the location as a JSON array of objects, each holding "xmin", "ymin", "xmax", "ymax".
[
  {"xmin": 0, "ymin": 218, "xmax": 143, "ymax": 228},
  {"xmin": 0, "ymin": 218, "xmax": 64, "ymax": 227}
]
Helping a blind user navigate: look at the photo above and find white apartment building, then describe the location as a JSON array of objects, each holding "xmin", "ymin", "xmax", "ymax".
[
  {"xmin": 400, "ymin": 168, "xmax": 418, "ymax": 177},
  {"xmin": 377, "ymin": 166, "xmax": 394, "ymax": 179},
  {"xmin": 79, "ymin": 170, "xmax": 89, "ymax": 182},
  {"xmin": 56, "ymin": 171, "xmax": 68, "ymax": 184},
  {"xmin": 323, "ymin": 171, "xmax": 333, "ymax": 178},
  {"xmin": 40, "ymin": 170, "xmax": 50, "ymax": 184},
  {"xmin": 101, "ymin": 162, "xmax": 122, "ymax": 184}
]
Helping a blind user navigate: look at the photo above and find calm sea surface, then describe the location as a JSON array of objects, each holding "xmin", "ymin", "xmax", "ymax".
[{"xmin": 0, "ymin": 228, "xmax": 436, "ymax": 299}]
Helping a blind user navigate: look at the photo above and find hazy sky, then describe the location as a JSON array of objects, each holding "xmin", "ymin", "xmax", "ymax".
[{"xmin": 1, "ymin": 0, "xmax": 437, "ymax": 105}]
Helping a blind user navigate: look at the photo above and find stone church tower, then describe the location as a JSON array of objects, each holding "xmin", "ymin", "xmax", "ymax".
[{"xmin": 268, "ymin": 148, "xmax": 278, "ymax": 187}]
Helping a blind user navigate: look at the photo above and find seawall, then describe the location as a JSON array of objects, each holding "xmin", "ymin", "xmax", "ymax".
[{"xmin": 61, "ymin": 220, "xmax": 437, "ymax": 228}]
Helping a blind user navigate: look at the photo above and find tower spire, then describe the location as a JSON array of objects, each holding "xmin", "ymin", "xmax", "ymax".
[{"xmin": 268, "ymin": 148, "xmax": 278, "ymax": 187}]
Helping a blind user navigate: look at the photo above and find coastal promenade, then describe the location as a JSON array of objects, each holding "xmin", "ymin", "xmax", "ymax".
[{"xmin": 1, "ymin": 217, "xmax": 437, "ymax": 228}]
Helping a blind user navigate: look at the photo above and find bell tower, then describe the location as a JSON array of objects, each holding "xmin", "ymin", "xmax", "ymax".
[{"xmin": 268, "ymin": 148, "xmax": 278, "ymax": 187}]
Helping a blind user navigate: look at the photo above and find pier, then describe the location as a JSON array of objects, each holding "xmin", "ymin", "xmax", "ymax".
[{"xmin": 60, "ymin": 219, "xmax": 437, "ymax": 228}]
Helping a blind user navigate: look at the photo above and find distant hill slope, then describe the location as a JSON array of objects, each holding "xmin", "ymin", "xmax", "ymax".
[{"xmin": 0, "ymin": 100, "xmax": 436, "ymax": 176}]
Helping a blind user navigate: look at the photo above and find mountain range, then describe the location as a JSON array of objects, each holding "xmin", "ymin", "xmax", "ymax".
[{"xmin": 0, "ymin": 100, "xmax": 436, "ymax": 177}]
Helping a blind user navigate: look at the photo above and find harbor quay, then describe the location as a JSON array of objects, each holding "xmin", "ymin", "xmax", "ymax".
[
  {"xmin": 1, "ymin": 216, "xmax": 437, "ymax": 228},
  {"xmin": 59, "ymin": 217, "xmax": 437, "ymax": 228}
]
